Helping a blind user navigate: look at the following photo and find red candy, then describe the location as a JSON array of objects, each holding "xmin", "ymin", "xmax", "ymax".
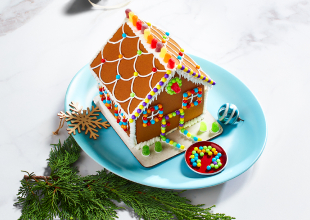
[
  {"xmin": 143, "ymin": 117, "xmax": 147, "ymax": 120},
  {"xmin": 150, "ymin": 107, "xmax": 155, "ymax": 111},
  {"xmin": 122, "ymin": 119, "xmax": 127, "ymax": 122},
  {"xmin": 171, "ymin": 82, "xmax": 181, "ymax": 93},
  {"xmin": 158, "ymin": 117, "xmax": 162, "ymax": 121},
  {"xmin": 101, "ymin": 97, "xmax": 105, "ymax": 101},
  {"xmin": 179, "ymin": 52, "xmax": 183, "ymax": 56},
  {"xmin": 167, "ymin": 58, "xmax": 175, "ymax": 69},
  {"xmin": 101, "ymin": 58, "xmax": 106, "ymax": 63},
  {"xmin": 147, "ymin": 122, "xmax": 151, "ymax": 126},
  {"xmin": 191, "ymin": 89, "xmax": 195, "ymax": 94},
  {"xmin": 183, "ymin": 100, "xmax": 187, "ymax": 103},
  {"xmin": 167, "ymin": 122, "xmax": 171, "ymax": 126},
  {"xmin": 136, "ymin": 20, "xmax": 142, "ymax": 30},
  {"xmin": 151, "ymin": 38, "xmax": 158, "ymax": 49},
  {"xmin": 99, "ymin": 88, "xmax": 102, "ymax": 92},
  {"xmin": 152, "ymin": 67, "xmax": 157, "ymax": 72},
  {"xmin": 125, "ymin": 9, "xmax": 131, "ymax": 18},
  {"xmin": 117, "ymin": 119, "xmax": 121, "ymax": 123}
]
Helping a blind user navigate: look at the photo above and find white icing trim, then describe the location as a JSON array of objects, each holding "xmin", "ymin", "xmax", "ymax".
[{"xmin": 183, "ymin": 113, "xmax": 205, "ymax": 129}]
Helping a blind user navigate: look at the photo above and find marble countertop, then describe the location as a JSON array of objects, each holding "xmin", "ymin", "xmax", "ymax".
[{"xmin": 1, "ymin": 0, "xmax": 310, "ymax": 219}]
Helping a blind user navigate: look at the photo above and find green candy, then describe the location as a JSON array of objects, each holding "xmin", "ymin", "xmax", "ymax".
[
  {"xmin": 171, "ymin": 78, "xmax": 176, "ymax": 83},
  {"xmin": 130, "ymin": 92, "xmax": 135, "ymax": 97},
  {"xmin": 180, "ymin": 112, "xmax": 184, "ymax": 115},
  {"xmin": 215, "ymin": 165, "xmax": 219, "ymax": 169},
  {"xmin": 218, "ymin": 163, "xmax": 222, "ymax": 167},
  {"xmin": 167, "ymin": 87, "xmax": 171, "ymax": 91},
  {"xmin": 181, "ymin": 128, "xmax": 185, "ymax": 133},
  {"xmin": 199, "ymin": 121, "xmax": 207, "ymax": 132},
  {"xmin": 155, "ymin": 141, "xmax": 162, "ymax": 152},
  {"xmin": 192, "ymin": 150, "xmax": 196, "ymax": 155},
  {"xmin": 210, "ymin": 164, "xmax": 215, "ymax": 168},
  {"xmin": 216, "ymin": 159, "xmax": 221, "ymax": 163},
  {"xmin": 163, "ymin": 35, "xmax": 167, "ymax": 39},
  {"xmin": 197, "ymin": 159, "xmax": 201, "ymax": 163},
  {"xmin": 208, "ymin": 146, "xmax": 212, "ymax": 150},
  {"xmin": 179, "ymin": 121, "xmax": 184, "ymax": 124},
  {"xmin": 203, "ymin": 146, "xmax": 208, "ymax": 149},
  {"xmin": 211, "ymin": 122, "xmax": 220, "ymax": 133},
  {"xmin": 191, "ymin": 134, "xmax": 195, "ymax": 138},
  {"xmin": 142, "ymin": 145, "xmax": 150, "ymax": 156},
  {"xmin": 161, "ymin": 136, "xmax": 166, "ymax": 141},
  {"xmin": 168, "ymin": 82, "xmax": 172, "ymax": 86},
  {"xmin": 162, "ymin": 118, "xmax": 166, "ymax": 122},
  {"xmin": 172, "ymin": 142, "xmax": 177, "ymax": 147},
  {"xmin": 206, "ymin": 149, "xmax": 210, "ymax": 153},
  {"xmin": 200, "ymin": 152, "xmax": 204, "ymax": 157},
  {"xmin": 172, "ymin": 112, "xmax": 176, "ymax": 117},
  {"xmin": 137, "ymin": 50, "xmax": 142, "ymax": 55}
]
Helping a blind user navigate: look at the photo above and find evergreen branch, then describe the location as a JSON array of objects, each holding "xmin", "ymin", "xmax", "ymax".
[{"xmin": 15, "ymin": 135, "xmax": 235, "ymax": 220}]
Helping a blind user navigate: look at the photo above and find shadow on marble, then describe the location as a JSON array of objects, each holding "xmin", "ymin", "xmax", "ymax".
[{"xmin": 64, "ymin": 0, "xmax": 101, "ymax": 15}]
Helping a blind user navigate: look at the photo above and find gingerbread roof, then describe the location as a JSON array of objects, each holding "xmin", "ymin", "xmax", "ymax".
[{"xmin": 90, "ymin": 10, "xmax": 215, "ymax": 122}]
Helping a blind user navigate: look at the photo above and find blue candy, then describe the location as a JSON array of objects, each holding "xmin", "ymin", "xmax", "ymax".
[
  {"xmin": 207, "ymin": 166, "xmax": 211, "ymax": 170},
  {"xmin": 212, "ymin": 158, "xmax": 216, "ymax": 162},
  {"xmin": 119, "ymin": 122, "xmax": 122, "ymax": 125},
  {"xmin": 166, "ymin": 139, "xmax": 170, "ymax": 143},
  {"xmin": 193, "ymin": 162, "xmax": 197, "ymax": 167},
  {"xmin": 194, "ymin": 157, "xmax": 198, "ymax": 161},
  {"xmin": 115, "ymin": 104, "xmax": 118, "ymax": 107},
  {"xmin": 195, "ymin": 153, "xmax": 198, "ymax": 157},
  {"xmin": 143, "ymin": 120, "xmax": 148, "ymax": 123},
  {"xmin": 122, "ymin": 33, "xmax": 127, "ymax": 37},
  {"xmin": 194, "ymin": 101, "xmax": 198, "ymax": 106},
  {"xmin": 193, "ymin": 137, "xmax": 198, "ymax": 141},
  {"xmin": 103, "ymin": 100, "xmax": 106, "ymax": 104},
  {"xmin": 151, "ymin": 120, "xmax": 155, "ymax": 124},
  {"xmin": 176, "ymin": 143, "xmax": 181, "ymax": 148},
  {"xmin": 194, "ymin": 88, "xmax": 198, "ymax": 93},
  {"xmin": 184, "ymin": 130, "xmax": 188, "ymax": 135},
  {"xmin": 159, "ymin": 111, "xmax": 163, "ymax": 114},
  {"xmin": 183, "ymin": 93, "xmax": 188, "ymax": 97},
  {"xmin": 191, "ymin": 159, "xmax": 195, "ymax": 163},
  {"xmin": 199, "ymin": 146, "xmax": 203, "ymax": 150},
  {"xmin": 99, "ymin": 91, "xmax": 103, "ymax": 95},
  {"xmin": 177, "ymin": 55, "xmax": 182, "ymax": 60},
  {"xmin": 155, "ymin": 106, "xmax": 159, "ymax": 110},
  {"xmin": 215, "ymin": 156, "xmax": 219, "ymax": 160},
  {"xmin": 143, "ymin": 111, "xmax": 147, "ymax": 114},
  {"xmin": 218, "ymin": 153, "xmax": 222, "ymax": 157},
  {"xmin": 116, "ymin": 75, "xmax": 121, "ymax": 79},
  {"xmin": 107, "ymin": 100, "xmax": 111, "ymax": 104},
  {"xmin": 165, "ymin": 32, "xmax": 170, "ymax": 36}
]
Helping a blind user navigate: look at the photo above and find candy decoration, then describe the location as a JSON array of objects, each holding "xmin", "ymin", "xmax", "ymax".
[
  {"xmin": 125, "ymin": 9, "xmax": 131, "ymax": 18},
  {"xmin": 211, "ymin": 121, "xmax": 220, "ymax": 133},
  {"xmin": 132, "ymin": 15, "xmax": 138, "ymax": 26},
  {"xmin": 141, "ymin": 24, "xmax": 148, "ymax": 34},
  {"xmin": 155, "ymin": 141, "xmax": 162, "ymax": 152},
  {"xmin": 167, "ymin": 58, "xmax": 176, "ymax": 69},
  {"xmin": 199, "ymin": 121, "xmax": 207, "ymax": 132},
  {"xmin": 159, "ymin": 47, "xmax": 167, "ymax": 58},
  {"xmin": 166, "ymin": 77, "xmax": 182, "ymax": 95},
  {"xmin": 151, "ymin": 38, "xmax": 158, "ymax": 49},
  {"xmin": 144, "ymin": 29, "xmax": 151, "ymax": 39},
  {"xmin": 163, "ymin": 53, "xmax": 171, "ymax": 63},
  {"xmin": 136, "ymin": 20, "xmax": 142, "ymax": 30},
  {"xmin": 218, "ymin": 103, "xmax": 243, "ymax": 125},
  {"xmin": 142, "ymin": 145, "xmax": 150, "ymax": 156},
  {"xmin": 128, "ymin": 12, "xmax": 134, "ymax": 22},
  {"xmin": 147, "ymin": 34, "xmax": 154, "ymax": 44},
  {"xmin": 155, "ymin": 42, "xmax": 163, "ymax": 52}
]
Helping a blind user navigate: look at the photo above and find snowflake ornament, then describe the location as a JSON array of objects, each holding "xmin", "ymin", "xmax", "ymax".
[{"xmin": 57, "ymin": 102, "xmax": 110, "ymax": 139}]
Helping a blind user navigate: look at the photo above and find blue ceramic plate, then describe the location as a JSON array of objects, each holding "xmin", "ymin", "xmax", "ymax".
[{"xmin": 65, "ymin": 55, "xmax": 267, "ymax": 189}]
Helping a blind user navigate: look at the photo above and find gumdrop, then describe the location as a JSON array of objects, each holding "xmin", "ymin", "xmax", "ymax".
[
  {"xmin": 171, "ymin": 82, "xmax": 181, "ymax": 93},
  {"xmin": 211, "ymin": 122, "xmax": 220, "ymax": 133},
  {"xmin": 136, "ymin": 20, "xmax": 142, "ymax": 30},
  {"xmin": 151, "ymin": 38, "xmax": 158, "ymax": 49},
  {"xmin": 155, "ymin": 42, "xmax": 163, "ymax": 52},
  {"xmin": 167, "ymin": 58, "xmax": 175, "ymax": 69},
  {"xmin": 142, "ymin": 145, "xmax": 150, "ymax": 156},
  {"xmin": 155, "ymin": 141, "xmax": 162, "ymax": 152},
  {"xmin": 125, "ymin": 9, "xmax": 131, "ymax": 18},
  {"xmin": 141, "ymin": 24, "xmax": 148, "ymax": 34},
  {"xmin": 200, "ymin": 121, "xmax": 207, "ymax": 132}
]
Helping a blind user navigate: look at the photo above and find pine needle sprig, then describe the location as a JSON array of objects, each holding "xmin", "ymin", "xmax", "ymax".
[{"xmin": 15, "ymin": 135, "xmax": 235, "ymax": 220}]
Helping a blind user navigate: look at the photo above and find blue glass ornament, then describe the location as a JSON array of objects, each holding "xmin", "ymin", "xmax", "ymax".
[{"xmin": 218, "ymin": 103, "xmax": 243, "ymax": 125}]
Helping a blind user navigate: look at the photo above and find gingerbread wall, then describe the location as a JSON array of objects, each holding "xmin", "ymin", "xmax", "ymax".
[{"xmin": 135, "ymin": 75, "xmax": 205, "ymax": 144}]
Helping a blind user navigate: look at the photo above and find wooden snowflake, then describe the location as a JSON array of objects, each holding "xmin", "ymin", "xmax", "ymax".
[{"xmin": 57, "ymin": 102, "xmax": 110, "ymax": 139}]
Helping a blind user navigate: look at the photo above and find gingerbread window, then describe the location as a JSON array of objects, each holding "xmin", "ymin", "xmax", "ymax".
[
  {"xmin": 142, "ymin": 104, "xmax": 163, "ymax": 127},
  {"xmin": 182, "ymin": 87, "xmax": 203, "ymax": 109}
]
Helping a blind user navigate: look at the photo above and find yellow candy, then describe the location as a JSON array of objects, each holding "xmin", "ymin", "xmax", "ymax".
[
  {"xmin": 167, "ymin": 70, "xmax": 172, "ymax": 74},
  {"xmin": 180, "ymin": 145, "xmax": 185, "ymax": 150},
  {"xmin": 147, "ymin": 22, "xmax": 151, "ymax": 26},
  {"xmin": 179, "ymin": 109, "xmax": 184, "ymax": 113},
  {"xmin": 194, "ymin": 147, "xmax": 198, "ymax": 151},
  {"xmin": 161, "ymin": 130, "xmax": 165, "ymax": 133},
  {"xmin": 197, "ymin": 163, "xmax": 201, "ymax": 167},
  {"xmin": 161, "ymin": 77, "xmax": 166, "ymax": 82},
  {"xmin": 169, "ymin": 140, "xmax": 174, "ymax": 145},
  {"xmin": 159, "ymin": 47, "xmax": 167, "ymax": 58},
  {"xmin": 190, "ymin": 70, "xmax": 194, "ymax": 74},
  {"xmin": 208, "ymin": 151, "xmax": 212, "ymax": 156},
  {"xmin": 180, "ymin": 48, "xmax": 185, "ymax": 52},
  {"xmin": 128, "ymin": 12, "xmax": 134, "ymax": 22},
  {"xmin": 129, "ymin": 119, "xmax": 133, "ymax": 123},
  {"xmin": 187, "ymin": 133, "xmax": 191, "ymax": 137},
  {"xmin": 184, "ymin": 67, "xmax": 188, "ymax": 72},
  {"xmin": 144, "ymin": 29, "xmax": 151, "ymax": 40},
  {"xmin": 168, "ymin": 114, "xmax": 172, "ymax": 118},
  {"xmin": 162, "ymin": 121, "xmax": 166, "ymax": 125},
  {"xmin": 150, "ymin": 91, "xmax": 155, "ymax": 95},
  {"xmin": 177, "ymin": 64, "xmax": 182, "ymax": 69},
  {"xmin": 139, "ymin": 105, "xmax": 143, "ymax": 109},
  {"xmin": 145, "ymin": 99, "xmax": 149, "ymax": 103},
  {"xmin": 212, "ymin": 148, "xmax": 216, "ymax": 152},
  {"xmin": 135, "ymin": 112, "xmax": 139, "ymax": 117},
  {"xmin": 205, "ymin": 77, "xmax": 209, "ymax": 81},
  {"xmin": 210, "ymin": 80, "xmax": 213, "ymax": 84},
  {"xmin": 190, "ymin": 155, "xmax": 194, "ymax": 159},
  {"xmin": 134, "ymin": 71, "xmax": 138, "ymax": 77},
  {"xmin": 180, "ymin": 118, "xmax": 184, "ymax": 121},
  {"xmin": 198, "ymin": 138, "xmax": 202, "ymax": 141},
  {"xmin": 156, "ymin": 85, "xmax": 161, "ymax": 89}
]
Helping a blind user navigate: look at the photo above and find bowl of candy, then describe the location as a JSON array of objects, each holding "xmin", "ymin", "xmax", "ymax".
[{"xmin": 184, "ymin": 141, "xmax": 228, "ymax": 175}]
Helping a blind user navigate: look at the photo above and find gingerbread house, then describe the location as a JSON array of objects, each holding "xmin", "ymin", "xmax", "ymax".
[{"xmin": 90, "ymin": 9, "xmax": 216, "ymax": 150}]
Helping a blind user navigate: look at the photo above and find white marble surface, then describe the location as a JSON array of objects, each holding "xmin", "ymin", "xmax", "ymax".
[{"xmin": 1, "ymin": 0, "xmax": 310, "ymax": 219}]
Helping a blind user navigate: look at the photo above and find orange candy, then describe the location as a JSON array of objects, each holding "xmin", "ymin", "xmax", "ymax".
[
  {"xmin": 196, "ymin": 65, "xmax": 200, "ymax": 69},
  {"xmin": 198, "ymin": 87, "xmax": 202, "ymax": 91},
  {"xmin": 119, "ymin": 54, "xmax": 123, "ymax": 59},
  {"xmin": 163, "ymin": 53, "xmax": 171, "ymax": 63},
  {"xmin": 158, "ymin": 104, "xmax": 163, "ymax": 108},
  {"xmin": 187, "ymin": 91, "xmax": 191, "ymax": 96},
  {"xmin": 162, "ymin": 39, "xmax": 166, "ymax": 43},
  {"xmin": 214, "ymin": 151, "xmax": 218, "ymax": 155},
  {"xmin": 143, "ymin": 123, "xmax": 147, "ymax": 127},
  {"xmin": 202, "ymin": 149, "xmax": 206, "ymax": 153},
  {"xmin": 197, "ymin": 150, "xmax": 201, "ymax": 154},
  {"xmin": 155, "ymin": 117, "xmax": 159, "ymax": 122},
  {"xmin": 147, "ymin": 34, "xmax": 154, "ymax": 44},
  {"xmin": 191, "ymin": 103, "xmax": 194, "ymax": 107},
  {"xmin": 147, "ymin": 109, "xmax": 151, "ymax": 113},
  {"xmin": 183, "ymin": 106, "xmax": 187, "ymax": 109},
  {"xmin": 132, "ymin": 15, "xmax": 138, "ymax": 26}
]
